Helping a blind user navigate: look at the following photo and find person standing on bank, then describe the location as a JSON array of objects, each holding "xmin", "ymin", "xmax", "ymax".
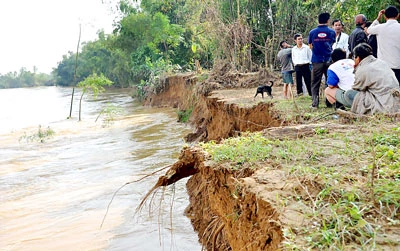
[
  {"xmin": 292, "ymin": 33, "xmax": 312, "ymax": 96},
  {"xmin": 308, "ymin": 12, "xmax": 336, "ymax": 108},
  {"xmin": 365, "ymin": 21, "xmax": 378, "ymax": 58},
  {"xmin": 348, "ymin": 14, "xmax": 368, "ymax": 55},
  {"xmin": 332, "ymin": 19, "xmax": 350, "ymax": 57},
  {"xmin": 277, "ymin": 40, "xmax": 295, "ymax": 99},
  {"xmin": 367, "ymin": 6, "xmax": 400, "ymax": 84}
]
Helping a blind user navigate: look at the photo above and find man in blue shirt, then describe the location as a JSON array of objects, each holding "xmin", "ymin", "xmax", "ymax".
[{"xmin": 308, "ymin": 12, "xmax": 336, "ymax": 108}]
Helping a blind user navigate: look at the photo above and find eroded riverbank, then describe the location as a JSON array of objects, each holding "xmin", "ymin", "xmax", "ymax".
[{"xmin": 145, "ymin": 72, "xmax": 400, "ymax": 250}]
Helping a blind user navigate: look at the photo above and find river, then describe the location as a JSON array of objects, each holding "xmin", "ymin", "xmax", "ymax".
[{"xmin": 0, "ymin": 86, "xmax": 201, "ymax": 251}]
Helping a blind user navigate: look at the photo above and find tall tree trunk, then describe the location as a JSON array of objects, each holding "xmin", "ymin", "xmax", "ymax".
[
  {"xmin": 69, "ymin": 24, "xmax": 81, "ymax": 119},
  {"xmin": 79, "ymin": 91, "xmax": 85, "ymax": 121},
  {"xmin": 268, "ymin": 0, "xmax": 275, "ymax": 70},
  {"xmin": 264, "ymin": 36, "xmax": 269, "ymax": 68}
]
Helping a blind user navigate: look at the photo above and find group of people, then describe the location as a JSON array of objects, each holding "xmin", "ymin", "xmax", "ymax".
[{"xmin": 276, "ymin": 6, "xmax": 400, "ymax": 115}]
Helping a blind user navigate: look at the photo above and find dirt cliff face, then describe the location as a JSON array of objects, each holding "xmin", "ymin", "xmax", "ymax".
[
  {"xmin": 145, "ymin": 72, "xmax": 281, "ymax": 143},
  {"xmin": 185, "ymin": 161, "xmax": 283, "ymax": 250},
  {"xmin": 143, "ymin": 73, "xmax": 198, "ymax": 110},
  {"xmin": 143, "ymin": 73, "xmax": 285, "ymax": 250},
  {"xmin": 186, "ymin": 96, "xmax": 281, "ymax": 142},
  {"xmin": 143, "ymin": 73, "xmax": 400, "ymax": 250}
]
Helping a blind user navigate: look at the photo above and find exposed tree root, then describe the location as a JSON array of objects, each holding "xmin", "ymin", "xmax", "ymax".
[
  {"xmin": 100, "ymin": 164, "xmax": 173, "ymax": 228},
  {"xmin": 101, "ymin": 147, "xmax": 205, "ymax": 229},
  {"xmin": 212, "ymin": 222, "xmax": 225, "ymax": 251},
  {"xmin": 201, "ymin": 216, "xmax": 224, "ymax": 251},
  {"xmin": 136, "ymin": 147, "xmax": 205, "ymax": 215}
]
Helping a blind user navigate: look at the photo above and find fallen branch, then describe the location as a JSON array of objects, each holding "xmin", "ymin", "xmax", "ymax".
[{"xmin": 336, "ymin": 109, "xmax": 368, "ymax": 120}]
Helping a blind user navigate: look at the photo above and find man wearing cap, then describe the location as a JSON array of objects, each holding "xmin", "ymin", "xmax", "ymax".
[{"xmin": 348, "ymin": 14, "xmax": 368, "ymax": 55}]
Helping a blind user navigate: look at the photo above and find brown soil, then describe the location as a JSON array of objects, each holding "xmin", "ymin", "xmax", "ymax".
[
  {"xmin": 142, "ymin": 71, "xmax": 400, "ymax": 250},
  {"xmin": 185, "ymin": 159, "xmax": 283, "ymax": 250}
]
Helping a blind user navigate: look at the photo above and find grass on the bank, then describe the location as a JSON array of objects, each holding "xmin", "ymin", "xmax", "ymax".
[
  {"xmin": 272, "ymin": 95, "xmax": 339, "ymax": 124},
  {"xmin": 200, "ymin": 132, "xmax": 274, "ymax": 168},
  {"xmin": 199, "ymin": 118, "xmax": 400, "ymax": 249},
  {"xmin": 177, "ymin": 108, "xmax": 193, "ymax": 123}
]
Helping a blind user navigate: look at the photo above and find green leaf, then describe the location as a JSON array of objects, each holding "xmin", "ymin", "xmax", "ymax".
[{"xmin": 191, "ymin": 44, "xmax": 197, "ymax": 53}]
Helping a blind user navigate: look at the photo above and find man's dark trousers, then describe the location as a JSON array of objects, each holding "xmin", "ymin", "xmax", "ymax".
[
  {"xmin": 311, "ymin": 62, "xmax": 330, "ymax": 107},
  {"xmin": 294, "ymin": 64, "xmax": 312, "ymax": 96}
]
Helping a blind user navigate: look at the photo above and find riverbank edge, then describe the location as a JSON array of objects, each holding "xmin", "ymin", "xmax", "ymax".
[
  {"xmin": 142, "ymin": 72, "xmax": 400, "ymax": 250},
  {"xmin": 142, "ymin": 72, "xmax": 286, "ymax": 249}
]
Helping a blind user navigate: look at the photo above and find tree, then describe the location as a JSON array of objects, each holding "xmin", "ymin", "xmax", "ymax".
[
  {"xmin": 54, "ymin": 52, "xmax": 80, "ymax": 87},
  {"xmin": 77, "ymin": 73, "xmax": 113, "ymax": 121},
  {"xmin": 0, "ymin": 68, "xmax": 52, "ymax": 89},
  {"xmin": 51, "ymin": 0, "xmax": 400, "ymax": 87}
]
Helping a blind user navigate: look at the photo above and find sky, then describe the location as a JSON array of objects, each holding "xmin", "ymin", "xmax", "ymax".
[{"xmin": 0, "ymin": 0, "xmax": 118, "ymax": 75}]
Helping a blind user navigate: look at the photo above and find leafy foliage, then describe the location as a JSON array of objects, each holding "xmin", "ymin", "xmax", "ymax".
[
  {"xmin": 49, "ymin": 0, "xmax": 400, "ymax": 93},
  {"xmin": 0, "ymin": 68, "xmax": 53, "ymax": 88},
  {"xmin": 19, "ymin": 125, "xmax": 55, "ymax": 143},
  {"xmin": 77, "ymin": 73, "xmax": 113, "ymax": 121},
  {"xmin": 177, "ymin": 108, "xmax": 193, "ymax": 123},
  {"xmin": 95, "ymin": 103, "xmax": 122, "ymax": 127},
  {"xmin": 77, "ymin": 73, "xmax": 113, "ymax": 98}
]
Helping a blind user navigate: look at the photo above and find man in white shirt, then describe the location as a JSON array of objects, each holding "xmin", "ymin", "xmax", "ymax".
[
  {"xmin": 331, "ymin": 19, "xmax": 350, "ymax": 57},
  {"xmin": 291, "ymin": 33, "xmax": 312, "ymax": 96},
  {"xmin": 367, "ymin": 6, "xmax": 400, "ymax": 84}
]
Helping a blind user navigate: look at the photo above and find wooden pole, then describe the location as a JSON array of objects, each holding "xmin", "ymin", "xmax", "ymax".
[{"xmin": 68, "ymin": 24, "xmax": 81, "ymax": 119}]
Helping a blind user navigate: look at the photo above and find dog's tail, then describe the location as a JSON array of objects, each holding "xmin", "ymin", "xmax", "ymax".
[{"xmin": 269, "ymin": 81, "xmax": 274, "ymax": 87}]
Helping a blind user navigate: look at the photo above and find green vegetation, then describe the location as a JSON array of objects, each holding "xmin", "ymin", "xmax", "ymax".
[
  {"xmin": 95, "ymin": 103, "xmax": 122, "ymax": 127},
  {"xmin": 200, "ymin": 132, "xmax": 274, "ymax": 167},
  {"xmin": 177, "ymin": 108, "xmax": 193, "ymax": 123},
  {"xmin": 200, "ymin": 119, "xmax": 400, "ymax": 249},
  {"xmin": 19, "ymin": 125, "xmax": 55, "ymax": 143},
  {"xmin": 46, "ymin": 0, "xmax": 399, "ymax": 95},
  {"xmin": 0, "ymin": 68, "xmax": 53, "ymax": 88},
  {"xmin": 2, "ymin": 1, "xmax": 398, "ymax": 89},
  {"xmin": 77, "ymin": 73, "xmax": 113, "ymax": 121},
  {"xmin": 5, "ymin": 1, "xmax": 398, "ymax": 90},
  {"xmin": 273, "ymin": 95, "xmax": 339, "ymax": 123}
]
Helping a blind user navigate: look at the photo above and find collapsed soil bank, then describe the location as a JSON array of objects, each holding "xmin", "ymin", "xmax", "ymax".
[
  {"xmin": 143, "ymin": 72, "xmax": 285, "ymax": 250},
  {"xmin": 143, "ymin": 73, "xmax": 400, "ymax": 250},
  {"xmin": 144, "ymin": 72, "xmax": 282, "ymax": 143},
  {"xmin": 185, "ymin": 156, "xmax": 283, "ymax": 250}
]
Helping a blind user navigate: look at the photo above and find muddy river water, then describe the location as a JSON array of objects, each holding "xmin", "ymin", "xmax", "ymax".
[{"xmin": 0, "ymin": 87, "xmax": 201, "ymax": 250}]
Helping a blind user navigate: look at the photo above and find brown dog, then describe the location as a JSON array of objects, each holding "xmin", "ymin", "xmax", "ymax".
[{"xmin": 254, "ymin": 81, "xmax": 274, "ymax": 99}]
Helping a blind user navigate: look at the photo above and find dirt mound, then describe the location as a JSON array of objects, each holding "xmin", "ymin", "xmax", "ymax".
[{"xmin": 197, "ymin": 62, "xmax": 278, "ymax": 96}]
